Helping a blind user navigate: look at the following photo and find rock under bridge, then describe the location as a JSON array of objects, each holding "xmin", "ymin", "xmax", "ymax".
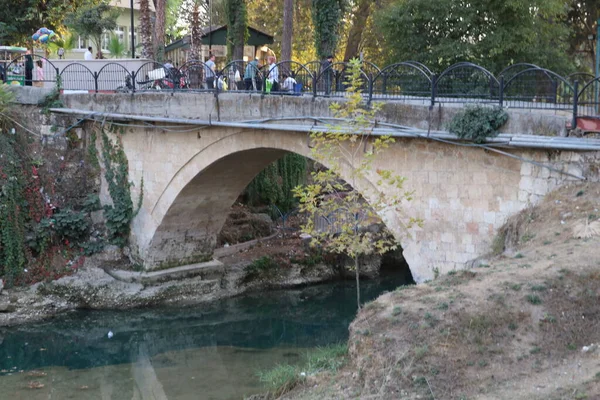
[{"xmin": 50, "ymin": 92, "xmax": 600, "ymax": 282}]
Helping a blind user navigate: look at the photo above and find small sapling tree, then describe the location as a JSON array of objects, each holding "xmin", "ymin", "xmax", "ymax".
[{"xmin": 293, "ymin": 59, "xmax": 420, "ymax": 310}]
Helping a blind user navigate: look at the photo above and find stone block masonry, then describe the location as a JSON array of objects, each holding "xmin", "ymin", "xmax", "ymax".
[
  {"xmin": 56, "ymin": 92, "xmax": 600, "ymax": 282},
  {"xmin": 96, "ymin": 123, "xmax": 600, "ymax": 283}
]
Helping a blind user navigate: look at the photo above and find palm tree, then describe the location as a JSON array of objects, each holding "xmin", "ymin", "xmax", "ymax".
[
  {"xmin": 188, "ymin": 0, "xmax": 202, "ymax": 60},
  {"xmin": 107, "ymin": 34, "xmax": 126, "ymax": 58},
  {"xmin": 48, "ymin": 32, "xmax": 75, "ymax": 58},
  {"xmin": 140, "ymin": 0, "xmax": 154, "ymax": 59},
  {"xmin": 153, "ymin": 0, "xmax": 167, "ymax": 61}
]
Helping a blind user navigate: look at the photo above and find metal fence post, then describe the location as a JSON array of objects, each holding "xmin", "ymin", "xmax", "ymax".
[
  {"xmin": 499, "ymin": 76, "xmax": 504, "ymax": 108},
  {"xmin": 94, "ymin": 72, "xmax": 99, "ymax": 93},
  {"xmin": 367, "ymin": 76, "xmax": 373, "ymax": 104},
  {"xmin": 431, "ymin": 74, "xmax": 437, "ymax": 107},
  {"xmin": 131, "ymin": 71, "xmax": 136, "ymax": 93},
  {"xmin": 572, "ymin": 80, "xmax": 579, "ymax": 131},
  {"xmin": 54, "ymin": 67, "xmax": 60, "ymax": 89},
  {"xmin": 312, "ymin": 74, "xmax": 317, "ymax": 98}
]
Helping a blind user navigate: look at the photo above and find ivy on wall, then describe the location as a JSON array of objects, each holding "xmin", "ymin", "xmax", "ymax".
[
  {"xmin": 447, "ymin": 106, "xmax": 508, "ymax": 144},
  {"xmin": 225, "ymin": 0, "xmax": 248, "ymax": 61},
  {"xmin": 99, "ymin": 125, "xmax": 143, "ymax": 247},
  {"xmin": 0, "ymin": 135, "xmax": 28, "ymax": 284},
  {"xmin": 311, "ymin": 0, "xmax": 345, "ymax": 59},
  {"xmin": 245, "ymin": 153, "xmax": 307, "ymax": 213}
]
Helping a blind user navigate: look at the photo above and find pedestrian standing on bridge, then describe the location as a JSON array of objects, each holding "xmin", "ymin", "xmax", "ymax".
[
  {"xmin": 244, "ymin": 58, "xmax": 259, "ymax": 91},
  {"xmin": 24, "ymin": 50, "xmax": 34, "ymax": 86},
  {"xmin": 267, "ymin": 55, "xmax": 279, "ymax": 92},
  {"xmin": 205, "ymin": 53, "xmax": 216, "ymax": 89},
  {"xmin": 322, "ymin": 55, "xmax": 334, "ymax": 96}
]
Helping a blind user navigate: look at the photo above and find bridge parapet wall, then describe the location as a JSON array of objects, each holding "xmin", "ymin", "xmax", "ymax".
[{"xmin": 62, "ymin": 92, "xmax": 570, "ymax": 137}]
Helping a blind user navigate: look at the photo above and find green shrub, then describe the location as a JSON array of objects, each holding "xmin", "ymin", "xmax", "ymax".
[
  {"xmin": 305, "ymin": 343, "xmax": 347, "ymax": 373},
  {"xmin": 80, "ymin": 240, "xmax": 105, "ymax": 256},
  {"xmin": 447, "ymin": 106, "xmax": 508, "ymax": 144},
  {"xmin": 244, "ymin": 153, "xmax": 307, "ymax": 213},
  {"xmin": 526, "ymin": 294, "xmax": 542, "ymax": 305},
  {"xmin": 83, "ymin": 194, "xmax": 102, "ymax": 212},
  {"xmin": 241, "ymin": 256, "xmax": 278, "ymax": 283},
  {"xmin": 258, "ymin": 364, "xmax": 302, "ymax": 396},
  {"xmin": 258, "ymin": 343, "xmax": 347, "ymax": 396},
  {"xmin": 53, "ymin": 209, "xmax": 90, "ymax": 241},
  {"xmin": 39, "ymin": 88, "xmax": 64, "ymax": 115}
]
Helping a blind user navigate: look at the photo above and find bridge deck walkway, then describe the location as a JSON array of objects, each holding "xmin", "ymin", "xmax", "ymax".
[{"xmin": 50, "ymin": 107, "xmax": 600, "ymax": 152}]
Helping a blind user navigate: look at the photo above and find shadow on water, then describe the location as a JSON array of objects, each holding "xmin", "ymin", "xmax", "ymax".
[{"xmin": 0, "ymin": 272, "xmax": 410, "ymax": 374}]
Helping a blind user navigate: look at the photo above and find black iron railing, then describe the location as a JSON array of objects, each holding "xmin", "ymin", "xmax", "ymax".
[{"xmin": 4, "ymin": 56, "xmax": 600, "ymax": 126}]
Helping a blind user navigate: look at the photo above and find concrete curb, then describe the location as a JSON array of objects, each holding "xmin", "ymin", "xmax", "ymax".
[
  {"xmin": 104, "ymin": 259, "xmax": 225, "ymax": 285},
  {"xmin": 214, "ymin": 232, "xmax": 280, "ymax": 258}
]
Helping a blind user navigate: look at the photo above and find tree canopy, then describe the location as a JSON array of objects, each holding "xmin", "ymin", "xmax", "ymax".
[
  {"xmin": 65, "ymin": 2, "xmax": 119, "ymax": 55},
  {"xmin": 564, "ymin": 0, "xmax": 600, "ymax": 72},
  {"xmin": 376, "ymin": 0, "xmax": 574, "ymax": 74},
  {"xmin": 0, "ymin": 0, "xmax": 86, "ymax": 45}
]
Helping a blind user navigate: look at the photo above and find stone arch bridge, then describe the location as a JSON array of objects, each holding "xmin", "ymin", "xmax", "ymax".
[{"xmin": 53, "ymin": 92, "xmax": 600, "ymax": 282}]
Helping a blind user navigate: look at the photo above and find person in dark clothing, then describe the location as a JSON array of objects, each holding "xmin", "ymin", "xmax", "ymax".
[
  {"xmin": 322, "ymin": 55, "xmax": 334, "ymax": 95},
  {"xmin": 24, "ymin": 50, "xmax": 34, "ymax": 86}
]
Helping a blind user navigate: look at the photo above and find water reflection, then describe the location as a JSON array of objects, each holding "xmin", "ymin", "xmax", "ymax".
[{"xmin": 0, "ymin": 273, "xmax": 409, "ymax": 399}]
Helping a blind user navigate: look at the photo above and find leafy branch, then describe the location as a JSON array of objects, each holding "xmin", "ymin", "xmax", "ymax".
[{"xmin": 293, "ymin": 58, "xmax": 421, "ymax": 309}]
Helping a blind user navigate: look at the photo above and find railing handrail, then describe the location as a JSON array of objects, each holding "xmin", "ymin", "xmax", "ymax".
[{"xmin": 6, "ymin": 57, "xmax": 600, "ymax": 126}]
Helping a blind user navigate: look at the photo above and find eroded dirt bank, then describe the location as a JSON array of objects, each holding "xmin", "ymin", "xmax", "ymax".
[{"xmin": 281, "ymin": 182, "xmax": 600, "ymax": 400}]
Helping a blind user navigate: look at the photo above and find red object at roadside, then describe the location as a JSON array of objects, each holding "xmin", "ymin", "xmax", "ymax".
[{"xmin": 577, "ymin": 117, "xmax": 600, "ymax": 133}]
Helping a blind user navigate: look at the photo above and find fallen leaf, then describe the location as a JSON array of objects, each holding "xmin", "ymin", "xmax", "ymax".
[
  {"xmin": 573, "ymin": 220, "xmax": 600, "ymax": 239},
  {"xmin": 28, "ymin": 381, "xmax": 45, "ymax": 389},
  {"xmin": 26, "ymin": 370, "xmax": 47, "ymax": 377}
]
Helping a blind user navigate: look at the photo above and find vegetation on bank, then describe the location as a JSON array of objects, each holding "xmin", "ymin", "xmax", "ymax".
[
  {"xmin": 245, "ymin": 153, "xmax": 307, "ymax": 215},
  {"xmin": 256, "ymin": 343, "xmax": 348, "ymax": 398},
  {"xmin": 0, "ymin": 85, "xmax": 140, "ymax": 287}
]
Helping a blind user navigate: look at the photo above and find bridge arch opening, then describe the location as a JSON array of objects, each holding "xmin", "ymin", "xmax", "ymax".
[{"xmin": 143, "ymin": 146, "xmax": 414, "ymax": 282}]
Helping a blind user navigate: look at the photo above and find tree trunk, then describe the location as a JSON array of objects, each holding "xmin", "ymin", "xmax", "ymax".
[
  {"xmin": 311, "ymin": 0, "xmax": 343, "ymax": 59},
  {"xmin": 189, "ymin": 2, "xmax": 201, "ymax": 60},
  {"xmin": 153, "ymin": 0, "xmax": 167, "ymax": 62},
  {"xmin": 281, "ymin": 0, "xmax": 294, "ymax": 61},
  {"xmin": 226, "ymin": 0, "xmax": 247, "ymax": 61},
  {"xmin": 140, "ymin": 0, "xmax": 154, "ymax": 59},
  {"xmin": 234, "ymin": 15, "xmax": 245, "ymax": 60},
  {"xmin": 355, "ymin": 255, "xmax": 361, "ymax": 310},
  {"xmin": 343, "ymin": 0, "xmax": 371, "ymax": 61}
]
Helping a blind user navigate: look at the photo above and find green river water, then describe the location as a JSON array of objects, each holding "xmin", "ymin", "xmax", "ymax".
[{"xmin": 0, "ymin": 273, "xmax": 410, "ymax": 400}]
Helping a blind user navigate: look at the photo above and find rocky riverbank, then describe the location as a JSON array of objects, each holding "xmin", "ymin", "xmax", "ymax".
[{"xmin": 0, "ymin": 228, "xmax": 410, "ymax": 328}]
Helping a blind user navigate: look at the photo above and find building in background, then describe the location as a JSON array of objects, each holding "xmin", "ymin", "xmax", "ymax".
[
  {"xmin": 49, "ymin": 0, "xmax": 154, "ymax": 60},
  {"xmin": 164, "ymin": 25, "xmax": 274, "ymax": 68}
]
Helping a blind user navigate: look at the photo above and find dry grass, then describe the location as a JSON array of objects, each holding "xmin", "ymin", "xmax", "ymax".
[{"xmin": 282, "ymin": 182, "xmax": 600, "ymax": 400}]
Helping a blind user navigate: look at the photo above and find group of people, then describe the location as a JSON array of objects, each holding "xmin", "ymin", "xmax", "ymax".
[
  {"xmin": 201, "ymin": 53, "xmax": 300, "ymax": 93},
  {"xmin": 22, "ymin": 50, "xmax": 45, "ymax": 86}
]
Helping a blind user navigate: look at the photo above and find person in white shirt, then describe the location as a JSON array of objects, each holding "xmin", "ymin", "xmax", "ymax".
[
  {"xmin": 267, "ymin": 55, "xmax": 279, "ymax": 91},
  {"xmin": 204, "ymin": 54, "xmax": 216, "ymax": 89},
  {"xmin": 84, "ymin": 47, "xmax": 93, "ymax": 61},
  {"xmin": 281, "ymin": 73, "xmax": 297, "ymax": 92}
]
